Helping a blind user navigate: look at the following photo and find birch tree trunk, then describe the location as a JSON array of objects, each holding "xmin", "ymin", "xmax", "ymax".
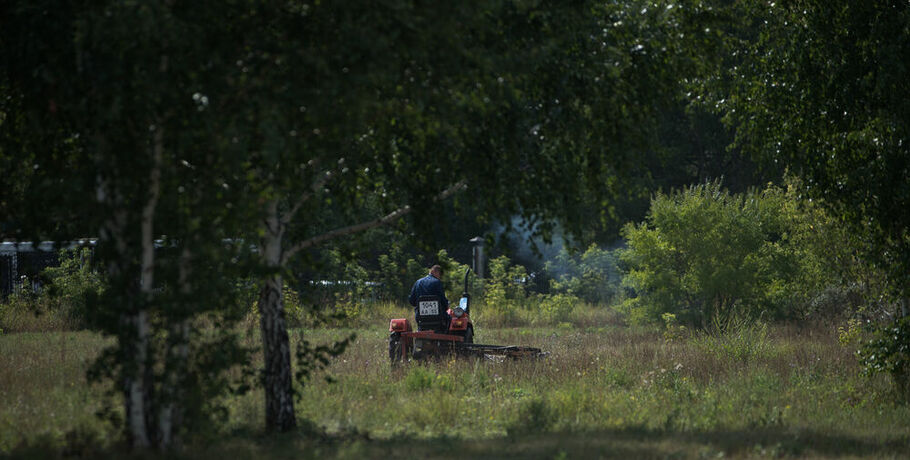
[
  {"xmin": 158, "ymin": 245, "xmax": 192, "ymax": 448},
  {"xmin": 97, "ymin": 173, "xmax": 152, "ymax": 449},
  {"xmin": 258, "ymin": 198, "xmax": 297, "ymax": 431},
  {"xmin": 104, "ymin": 126, "xmax": 163, "ymax": 449},
  {"xmin": 102, "ymin": 210, "xmax": 153, "ymax": 449}
]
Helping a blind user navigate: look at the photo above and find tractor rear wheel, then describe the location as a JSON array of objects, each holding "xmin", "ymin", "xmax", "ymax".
[{"xmin": 389, "ymin": 333, "xmax": 402, "ymax": 365}]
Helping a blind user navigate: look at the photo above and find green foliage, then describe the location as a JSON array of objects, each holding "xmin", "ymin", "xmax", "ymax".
[
  {"xmin": 619, "ymin": 181, "xmax": 840, "ymax": 326},
  {"xmin": 838, "ymin": 318, "xmax": 865, "ymax": 348},
  {"xmin": 707, "ymin": 0, "xmax": 910, "ymax": 304},
  {"xmin": 537, "ymin": 293, "xmax": 577, "ymax": 325},
  {"xmin": 4, "ymin": 0, "xmax": 906, "ymax": 444},
  {"xmin": 323, "ymin": 260, "xmax": 374, "ymax": 322},
  {"xmin": 0, "ymin": 248, "xmax": 104, "ymax": 332},
  {"xmin": 374, "ymin": 243, "xmax": 416, "ymax": 303},
  {"xmin": 661, "ymin": 312, "xmax": 687, "ymax": 342},
  {"xmin": 292, "ymin": 330, "xmax": 355, "ymax": 399},
  {"xmin": 311, "ymin": 247, "xmax": 475, "ymax": 317},
  {"xmin": 546, "ymin": 244, "xmax": 620, "ymax": 305},
  {"xmin": 41, "ymin": 248, "xmax": 105, "ymax": 327},
  {"xmin": 404, "ymin": 366, "xmax": 435, "ymax": 393},
  {"xmin": 282, "ymin": 284, "xmax": 307, "ymax": 327},
  {"xmin": 483, "ymin": 256, "xmax": 530, "ymax": 322},
  {"xmin": 859, "ymin": 316, "xmax": 910, "ymax": 399}
]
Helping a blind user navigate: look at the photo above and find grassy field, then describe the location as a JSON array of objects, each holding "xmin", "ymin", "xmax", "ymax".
[{"xmin": 2, "ymin": 305, "xmax": 910, "ymax": 458}]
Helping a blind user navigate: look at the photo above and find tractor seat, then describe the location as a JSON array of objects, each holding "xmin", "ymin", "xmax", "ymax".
[{"xmin": 415, "ymin": 295, "xmax": 448, "ymax": 333}]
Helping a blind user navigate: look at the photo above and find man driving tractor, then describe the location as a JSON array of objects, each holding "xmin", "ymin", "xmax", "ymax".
[{"xmin": 408, "ymin": 264, "xmax": 450, "ymax": 329}]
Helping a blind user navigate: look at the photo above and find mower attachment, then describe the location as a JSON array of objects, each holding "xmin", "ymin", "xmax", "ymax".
[{"xmin": 389, "ymin": 327, "xmax": 546, "ymax": 363}]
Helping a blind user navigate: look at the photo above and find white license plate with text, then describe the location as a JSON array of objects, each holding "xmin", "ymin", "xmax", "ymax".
[{"xmin": 419, "ymin": 301, "xmax": 439, "ymax": 316}]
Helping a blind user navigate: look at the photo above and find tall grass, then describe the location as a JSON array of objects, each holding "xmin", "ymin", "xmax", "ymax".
[
  {"xmin": 3, "ymin": 317, "xmax": 910, "ymax": 458},
  {"xmin": 690, "ymin": 313, "xmax": 774, "ymax": 363},
  {"xmin": 212, "ymin": 320, "xmax": 910, "ymax": 454},
  {"xmin": 0, "ymin": 295, "xmax": 84, "ymax": 333},
  {"xmin": 0, "ymin": 332, "xmax": 113, "ymax": 453}
]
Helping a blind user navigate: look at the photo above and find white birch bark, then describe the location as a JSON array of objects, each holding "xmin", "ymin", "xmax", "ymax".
[
  {"xmin": 126, "ymin": 126, "xmax": 162, "ymax": 448},
  {"xmin": 158, "ymin": 245, "xmax": 192, "ymax": 448}
]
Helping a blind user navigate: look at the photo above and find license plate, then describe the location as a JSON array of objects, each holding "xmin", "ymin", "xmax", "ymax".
[{"xmin": 419, "ymin": 301, "xmax": 439, "ymax": 316}]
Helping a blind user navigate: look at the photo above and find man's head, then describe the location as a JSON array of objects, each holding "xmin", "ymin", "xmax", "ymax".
[{"xmin": 429, "ymin": 265, "xmax": 444, "ymax": 279}]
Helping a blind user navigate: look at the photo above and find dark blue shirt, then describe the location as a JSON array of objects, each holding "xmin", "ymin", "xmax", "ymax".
[{"xmin": 408, "ymin": 274, "xmax": 449, "ymax": 309}]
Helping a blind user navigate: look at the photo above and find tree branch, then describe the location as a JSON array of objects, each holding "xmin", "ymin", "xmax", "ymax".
[
  {"xmin": 283, "ymin": 168, "xmax": 335, "ymax": 225},
  {"xmin": 282, "ymin": 180, "xmax": 466, "ymax": 263}
]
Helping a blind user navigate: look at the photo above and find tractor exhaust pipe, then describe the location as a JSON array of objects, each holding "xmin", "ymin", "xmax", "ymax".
[{"xmin": 470, "ymin": 236, "xmax": 484, "ymax": 278}]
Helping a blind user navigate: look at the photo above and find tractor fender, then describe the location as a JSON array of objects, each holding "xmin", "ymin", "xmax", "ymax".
[
  {"xmin": 389, "ymin": 318, "xmax": 411, "ymax": 333},
  {"xmin": 448, "ymin": 316, "xmax": 470, "ymax": 331}
]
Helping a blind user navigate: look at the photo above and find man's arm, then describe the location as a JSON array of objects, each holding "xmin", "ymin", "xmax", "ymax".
[{"xmin": 408, "ymin": 281, "xmax": 418, "ymax": 307}]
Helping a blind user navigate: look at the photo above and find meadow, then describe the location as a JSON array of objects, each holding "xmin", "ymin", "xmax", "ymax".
[{"xmin": 2, "ymin": 303, "xmax": 909, "ymax": 459}]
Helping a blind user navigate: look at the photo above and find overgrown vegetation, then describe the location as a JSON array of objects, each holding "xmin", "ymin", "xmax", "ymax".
[
  {"xmin": 618, "ymin": 181, "xmax": 871, "ymax": 326},
  {"xmin": 860, "ymin": 316, "xmax": 910, "ymax": 401},
  {"xmin": 4, "ymin": 323, "xmax": 910, "ymax": 458},
  {"xmin": 0, "ymin": 248, "xmax": 104, "ymax": 333}
]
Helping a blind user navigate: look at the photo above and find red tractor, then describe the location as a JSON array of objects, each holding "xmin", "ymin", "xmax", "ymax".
[{"xmin": 388, "ymin": 268, "xmax": 544, "ymax": 363}]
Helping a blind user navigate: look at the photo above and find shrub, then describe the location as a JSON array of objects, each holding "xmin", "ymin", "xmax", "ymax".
[
  {"xmin": 661, "ymin": 312, "xmax": 687, "ymax": 342},
  {"xmin": 283, "ymin": 283, "xmax": 308, "ymax": 326},
  {"xmin": 537, "ymin": 293, "xmax": 577, "ymax": 324},
  {"xmin": 859, "ymin": 316, "xmax": 910, "ymax": 399},
  {"xmin": 482, "ymin": 255, "xmax": 529, "ymax": 322},
  {"xmin": 0, "ymin": 248, "xmax": 104, "ymax": 332},
  {"xmin": 619, "ymin": 180, "xmax": 839, "ymax": 326},
  {"xmin": 374, "ymin": 245, "xmax": 412, "ymax": 301},
  {"xmin": 42, "ymin": 248, "xmax": 105, "ymax": 326},
  {"xmin": 838, "ymin": 318, "xmax": 864, "ymax": 348}
]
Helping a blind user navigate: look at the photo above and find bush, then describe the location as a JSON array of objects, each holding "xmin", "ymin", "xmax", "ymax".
[
  {"xmin": 619, "ymin": 181, "xmax": 838, "ymax": 326},
  {"xmin": 661, "ymin": 312, "xmax": 687, "ymax": 342},
  {"xmin": 0, "ymin": 248, "xmax": 104, "ymax": 332},
  {"xmin": 537, "ymin": 293, "xmax": 577, "ymax": 324},
  {"xmin": 859, "ymin": 316, "xmax": 910, "ymax": 399},
  {"xmin": 482, "ymin": 256, "xmax": 529, "ymax": 322}
]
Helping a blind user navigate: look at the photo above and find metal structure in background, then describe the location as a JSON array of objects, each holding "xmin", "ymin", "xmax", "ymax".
[
  {"xmin": 470, "ymin": 236, "xmax": 484, "ymax": 279},
  {"xmin": 0, "ymin": 240, "xmax": 96, "ymax": 297}
]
